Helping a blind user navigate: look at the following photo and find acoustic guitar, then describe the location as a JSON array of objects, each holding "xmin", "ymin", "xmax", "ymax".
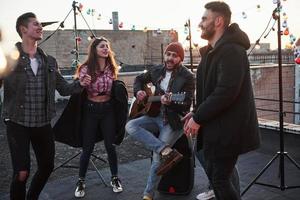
[{"xmin": 129, "ymin": 86, "xmax": 186, "ymax": 119}]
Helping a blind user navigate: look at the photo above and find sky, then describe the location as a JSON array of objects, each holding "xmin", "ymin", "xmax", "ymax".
[{"xmin": 0, "ymin": 0, "xmax": 299, "ymax": 52}]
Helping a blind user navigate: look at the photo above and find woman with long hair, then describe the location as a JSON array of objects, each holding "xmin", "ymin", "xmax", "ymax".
[{"xmin": 74, "ymin": 37, "xmax": 123, "ymax": 198}]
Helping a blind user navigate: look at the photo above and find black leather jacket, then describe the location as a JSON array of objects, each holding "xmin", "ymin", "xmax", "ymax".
[{"xmin": 133, "ymin": 64, "xmax": 195, "ymax": 130}]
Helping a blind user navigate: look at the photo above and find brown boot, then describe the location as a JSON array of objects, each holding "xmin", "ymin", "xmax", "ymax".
[{"xmin": 156, "ymin": 149, "xmax": 183, "ymax": 176}]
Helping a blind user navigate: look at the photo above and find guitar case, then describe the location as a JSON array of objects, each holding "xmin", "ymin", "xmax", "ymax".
[{"xmin": 157, "ymin": 134, "xmax": 195, "ymax": 195}]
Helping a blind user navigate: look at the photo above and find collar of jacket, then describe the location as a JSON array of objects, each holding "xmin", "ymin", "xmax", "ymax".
[
  {"xmin": 199, "ymin": 23, "xmax": 250, "ymax": 57},
  {"xmin": 15, "ymin": 42, "xmax": 48, "ymax": 60}
]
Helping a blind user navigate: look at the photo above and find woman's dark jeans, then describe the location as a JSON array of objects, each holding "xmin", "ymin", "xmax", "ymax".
[{"xmin": 79, "ymin": 99, "xmax": 118, "ymax": 178}]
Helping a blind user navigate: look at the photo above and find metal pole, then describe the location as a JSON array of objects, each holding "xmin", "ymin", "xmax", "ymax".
[
  {"xmin": 276, "ymin": 1, "xmax": 286, "ymax": 190},
  {"xmin": 188, "ymin": 19, "xmax": 193, "ymax": 72},
  {"xmin": 161, "ymin": 43, "xmax": 164, "ymax": 64},
  {"xmin": 72, "ymin": 1, "xmax": 79, "ymax": 64}
]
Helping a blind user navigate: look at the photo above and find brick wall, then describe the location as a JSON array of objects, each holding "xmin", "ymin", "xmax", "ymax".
[
  {"xmin": 251, "ymin": 64, "xmax": 295, "ymax": 123},
  {"xmin": 40, "ymin": 29, "xmax": 177, "ymax": 68}
]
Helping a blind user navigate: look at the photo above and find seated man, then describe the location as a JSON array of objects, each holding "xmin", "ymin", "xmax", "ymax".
[{"xmin": 125, "ymin": 42, "xmax": 195, "ymax": 200}]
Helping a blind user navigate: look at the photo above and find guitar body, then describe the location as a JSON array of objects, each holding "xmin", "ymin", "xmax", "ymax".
[
  {"xmin": 129, "ymin": 86, "xmax": 161, "ymax": 119},
  {"xmin": 146, "ymin": 102, "xmax": 161, "ymax": 117},
  {"xmin": 128, "ymin": 85, "xmax": 185, "ymax": 119}
]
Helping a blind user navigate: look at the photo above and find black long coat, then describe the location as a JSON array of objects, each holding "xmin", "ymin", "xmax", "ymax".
[
  {"xmin": 53, "ymin": 80, "xmax": 128, "ymax": 147},
  {"xmin": 194, "ymin": 24, "xmax": 260, "ymax": 158}
]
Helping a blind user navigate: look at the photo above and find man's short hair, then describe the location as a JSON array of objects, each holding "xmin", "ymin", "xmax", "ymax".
[
  {"xmin": 205, "ymin": 1, "xmax": 231, "ymax": 27},
  {"xmin": 16, "ymin": 12, "xmax": 36, "ymax": 38}
]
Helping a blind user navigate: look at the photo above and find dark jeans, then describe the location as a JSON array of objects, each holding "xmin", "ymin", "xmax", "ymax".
[
  {"xmin": 195, "ymin": 150, "xmax": 240, "ymax": 193},
  {"xmin": 205, "ymin": 155, "xmax": 241, "ymax": 200},
  {"xmin": 79, "ymin": 99, "xmax": 118, "ymax": 178},
  {"xmin": 6, "ymin": 121, "xmax": 54, "ymax": 200}
]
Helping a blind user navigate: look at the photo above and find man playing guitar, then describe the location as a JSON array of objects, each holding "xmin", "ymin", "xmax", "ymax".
[{"xmin": 125, "ymin": 42, "xmax": 195, "ymax": 200}]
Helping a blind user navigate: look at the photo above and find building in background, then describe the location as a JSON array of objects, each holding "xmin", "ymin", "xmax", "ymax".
[{"xmin": 40, "ymin": 29, "xmax": 178, "ymax": 71}]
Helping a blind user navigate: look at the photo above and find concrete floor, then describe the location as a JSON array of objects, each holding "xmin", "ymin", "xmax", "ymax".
[{"xmin": 1, "ymin": 128, "xmax": 300, "ymax": 200}]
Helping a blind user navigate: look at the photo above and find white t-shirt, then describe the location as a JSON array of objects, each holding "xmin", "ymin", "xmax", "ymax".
[
  {"xmin": 30, "ymin": 57, "xmax": 39, "ymax": 75},
  {"xmin": 160, "ymin": 71, "xmax": 172, "ymax": 92}
]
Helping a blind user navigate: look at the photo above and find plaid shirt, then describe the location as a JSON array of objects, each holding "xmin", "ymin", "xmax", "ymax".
[
  {"xmin": 79, "ymin": 65, "xmax": 114, "ymax": 97},
  {"xmin": 17, "ymin": 54, "xmax": 49, "ymax": 127}
]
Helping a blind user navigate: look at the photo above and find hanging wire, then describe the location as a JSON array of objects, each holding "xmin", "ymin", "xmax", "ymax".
[
  {"xmin": 77, "ymin": 8, "xmax": 96, "ymax": 38},
  {"xmin": 38, "ymin": 8, "xmax": 73, "ymax": 46},
  {"xmin": 247, "ymin": 14, "xmax": 275, "ymax": 56}
]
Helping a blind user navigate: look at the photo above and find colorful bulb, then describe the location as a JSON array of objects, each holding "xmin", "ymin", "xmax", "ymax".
[
  {"xmin": 295, "ymin": 57, "xmax": 300, "ymax": 65},
  {"xmin": 282, "ymin": 20, "xmax": 287, "ymax": 28},
  {"xmin": 283, "ymin": 28, "xmax": 289, "ymax": 35}
]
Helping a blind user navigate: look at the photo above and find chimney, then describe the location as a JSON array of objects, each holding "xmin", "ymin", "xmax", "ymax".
[{"xmin": 112, "ymin": 11, "xmax": 119, "ymax": 30}]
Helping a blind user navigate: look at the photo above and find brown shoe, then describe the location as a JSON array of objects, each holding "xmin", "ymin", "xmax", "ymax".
[
  {"xmin": 143, "ymin": 195, "xmax": 153, "ymax": 200},
  {"xmin": 156, "ymin": 149, "xmax": 183, "ymax": 176}
]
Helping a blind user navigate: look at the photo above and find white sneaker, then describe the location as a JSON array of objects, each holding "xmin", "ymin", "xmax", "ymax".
[
  {"xmin": 110, "ymin": 176, "xmax": 123, "ymax": 193},
  {"xmin": 74, "ymin": 179, "xmax": 86, "ymax": 198},
  {"xmin": 196, "ymin": 190, "xmax": 215, "ymax": 200}
]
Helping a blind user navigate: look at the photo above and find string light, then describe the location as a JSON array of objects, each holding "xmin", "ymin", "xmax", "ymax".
[
  {"xmin": 156, "ymin": 28, "xmax": 162, "ymax": 34},
  {"xmin": 0, "ymin": 30, "xmax": 19, "ymax": 77},
  {"xmin": 283, "ymin": 28, "xmax": 289, "ymax": 35},
  {"xmin": 295, "ymin": 56, "xmax": 300, "ymax": 64},
  {"xmin": 282, "ymin": 12, "xmax": 288, "ymax": 20},
  {"xmin": 256, "ymin": 4, "xmax": 261, "ymax": 12},
  {"xmin": 78, "ymin": 3, "xmax": 83, "ymax": 12},
  {"xmin": 0, "ymin": 46, "xmax": 7, "ymax": 73},
  {"xmin": 282, "ymin": 20, "xmax": 288, "ymax": 28}
]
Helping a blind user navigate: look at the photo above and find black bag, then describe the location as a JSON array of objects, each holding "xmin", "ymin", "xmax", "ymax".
[{"xmin": 157, "ymin": 135, "xmax": 194, "ymax": 195}]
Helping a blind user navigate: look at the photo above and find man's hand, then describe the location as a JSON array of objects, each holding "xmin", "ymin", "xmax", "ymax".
[
  {"xmin": 184, "ymin": 115, "xmax": 201, "ymax": 137},
  {"xmin": 79, "ymin": 74, "xmax": 91, "ymax": 87},
  {"xmin": 182, "ymin": 112, "xmax": 193, "ymax": 129},
  {"xmin": 136, "ymin": 90, "xmax": 147, "ymax": 101},
  {"xmin": 182, "ymin": 112, "xmax": 193, "ymax": 123},
  {"xmin": 161, "ymin": 93, "xmax": 171, "ymax": 105}
]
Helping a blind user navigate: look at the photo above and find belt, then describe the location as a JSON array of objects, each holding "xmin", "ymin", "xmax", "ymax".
[{"xmin": 88, "ymin": 95, "xmax": 111, "ymax": 103}]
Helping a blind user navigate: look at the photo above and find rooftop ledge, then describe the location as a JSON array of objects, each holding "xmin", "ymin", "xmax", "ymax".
[{"xmin": 258, "ymin": 118, "xmax": 300, "ymax": 135}]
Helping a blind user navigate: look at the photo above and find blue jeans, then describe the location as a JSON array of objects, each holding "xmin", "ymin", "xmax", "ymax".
[
  {"xmin": 125, "ymin": 114, "xmax": 183, "ymax": 198},
  {"xmin": 195, "ymin": 150, "xmax": 240, "ymax": 195}
]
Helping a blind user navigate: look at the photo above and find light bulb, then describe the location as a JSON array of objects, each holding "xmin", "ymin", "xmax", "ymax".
[{"xmin": 0, "ymin": 45, "xmax": 7, "ymax": 72}]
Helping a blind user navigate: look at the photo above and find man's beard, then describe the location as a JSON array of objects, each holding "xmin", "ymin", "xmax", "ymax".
[
  {"xmin": 201, "ymin": 23, "xmax": 216, "ymax": 40},
  {"xmin": 165, "ymin": 61, "xmax": 179, "ymax": 71}
]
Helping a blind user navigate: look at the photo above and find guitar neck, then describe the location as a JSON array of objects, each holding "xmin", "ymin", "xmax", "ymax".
[{"xmin": 148, "ymin": 96, "xmax": 161, "ymax": 102}]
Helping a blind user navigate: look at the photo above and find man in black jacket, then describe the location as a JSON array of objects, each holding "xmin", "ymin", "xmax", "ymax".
[
  {"xmin": 126, "ymin": 42, "xmax": 195, "ymax": 200},
  {"xmin": 183, "ymin": 1, "xmax": 260, "ymax": 200},
  {"xmin": 1, "ymin": 12, "xmax": 90, "ymax": 200}
]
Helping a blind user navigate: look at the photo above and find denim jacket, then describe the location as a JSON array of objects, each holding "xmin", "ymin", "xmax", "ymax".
[{"xmin": 1, "ymin": 42, "xmax": 82, "ymax": 124}]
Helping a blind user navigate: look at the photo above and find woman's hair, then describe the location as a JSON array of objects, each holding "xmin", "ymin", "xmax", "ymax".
[{"xmin": 75, "ymin": 37, "xmax": 118, "ymax": 81}]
